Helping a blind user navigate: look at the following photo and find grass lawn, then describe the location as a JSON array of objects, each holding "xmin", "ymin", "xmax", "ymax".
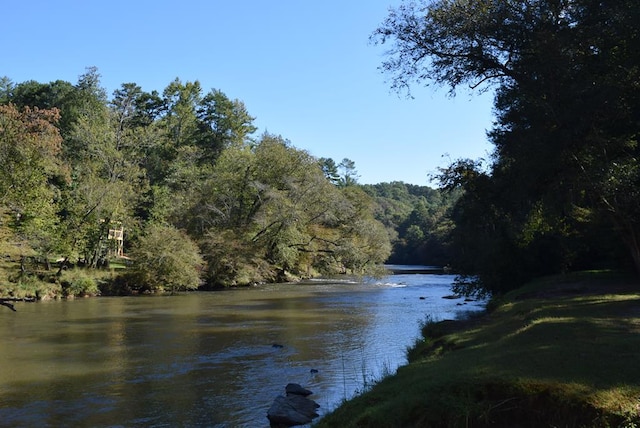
[{"xmin": 315, "ymin": 272, "xmax": 640, "ymax": 427}]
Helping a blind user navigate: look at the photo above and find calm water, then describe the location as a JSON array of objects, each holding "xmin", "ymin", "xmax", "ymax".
[{"xmin": 0, "ymin": 270, "xmax": 483, "ymax": 427}]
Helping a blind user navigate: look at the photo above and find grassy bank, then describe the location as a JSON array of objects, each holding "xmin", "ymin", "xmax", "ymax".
[{"xmin": 316, "ymin": 272, "xmax": 640, "ymax": 427}]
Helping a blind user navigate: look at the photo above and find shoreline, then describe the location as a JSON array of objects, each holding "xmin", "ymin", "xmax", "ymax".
[{"xmin": 315, "ymin": 272, "xmax": 640, "ymax": 427}]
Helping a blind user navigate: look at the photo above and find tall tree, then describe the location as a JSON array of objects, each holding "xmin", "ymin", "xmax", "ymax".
[
  {"xmin": 196, "ymin": 89, "xmax": 257, "ymax": 160},
  {"xmin": 161, "ymin": 78, "xmax": 202, "ymax": 148},
  {"xmin": 0, "ymin": 104, "xmax": 67, "ymax": 268},
  {"xmin": 338, "ymin": 158, "xmax": 359, "ymax": 187},
  {"xmin": 57, "ymin": 71, "xmax": 145, "ymax": 268},
  {"xmin": 184, "ymin": 134, "xmax": 391, "ymax": 285},
  {"xmin": 4, "ymin": 79, "xmax": 77, "ymax": 138},
  {"xmin": 319, "ymin": 157, "xmax": 341, "ymax": 185},
  {"xmin": 374, "ymin": 0, "xmax": 640, "ymax": 292}
]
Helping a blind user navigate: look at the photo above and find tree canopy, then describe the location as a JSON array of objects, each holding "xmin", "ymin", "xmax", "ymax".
[
  {"xmin": 0, "ymin": 69, "xmax": 393, "ymax": 294},
  {"xmin": 374, "ymin": 0, "xmax": 640, "ymax": 294}
]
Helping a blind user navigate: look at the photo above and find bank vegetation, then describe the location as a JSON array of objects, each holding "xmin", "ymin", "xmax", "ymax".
[
  {"xmin": 1, "ymin": 71, "xmax": 460, "ymax": 299},
  {"xmin": 317, "ymin": 272, "xmax": 640, "ymax": 427}
]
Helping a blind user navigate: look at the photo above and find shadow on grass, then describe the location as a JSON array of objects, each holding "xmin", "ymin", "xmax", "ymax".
[{"xmin": 316, "ymin": 276, "xmax": 640, "ymax": 427}]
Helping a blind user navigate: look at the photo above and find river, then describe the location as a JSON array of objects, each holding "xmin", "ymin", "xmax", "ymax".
[{"xmin": 0, "ymin": 268, "xmax": 484, "ymax": 427}]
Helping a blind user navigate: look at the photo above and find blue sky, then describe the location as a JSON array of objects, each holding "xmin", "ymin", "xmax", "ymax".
[{"xmin": 4, "ymin": 0, "xmax": 494, "ymax": 185}]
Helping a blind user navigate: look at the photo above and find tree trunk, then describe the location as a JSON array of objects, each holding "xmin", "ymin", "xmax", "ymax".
[
  {"xmin": 56, "ymin": 256, "xmax": 69, "ymax": 276},
  {"xmin": 617, "ymin": 217, "xmax": 640, "ymax": 277},
  {"xmin": 625, "ymin": 234, "xmax": 640, "ymax": 277}
]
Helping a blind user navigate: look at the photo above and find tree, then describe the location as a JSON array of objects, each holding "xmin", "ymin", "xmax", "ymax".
[
  {"xmin": 338, "ymin": 158, "xmax": 359, "ymax": 187},
  {"xmin": 0, "ymin": 77, "xmax": 14, "ymax": 104},
  {"xmin": 0, "ymin": 104, "xmax": 67, "ymax": 269},
  {"xmin": 178, "ymin": 133, "xmax": 391, "ymax": 285},
  {"xmin": 57, "ymin": 71, "xmax": 146, "ymax": 269},
  {"xmin": 197, "ymin": 89, "xmax": 257, "ymax": 159},
  {"xmin": 319, "ymin": 157, "xmax": 341, "ymax": 185},
  {"xmin": 129, "ymin": 224, "xmax": 204, "ymax": 292},
  {"xmin": 374, "ymin": 0, "xmax": 640, "ymax": 293},
  {"xmin": 161, "ymin": 78, "xmax": 202, "ymax": 148},
  {"xmin": 4, "ymin": 79, "xmax": 77, "ymax": 139}
]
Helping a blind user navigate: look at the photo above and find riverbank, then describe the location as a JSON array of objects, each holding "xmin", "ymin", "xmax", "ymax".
[{"xmin": 315, "ymin": 271, "xmax": 640, "ymax": 427}]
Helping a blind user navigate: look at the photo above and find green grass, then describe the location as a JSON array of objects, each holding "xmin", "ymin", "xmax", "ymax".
[{"xmin": 316, "ymin": 272, "xmax": 640, "ymax": 427}]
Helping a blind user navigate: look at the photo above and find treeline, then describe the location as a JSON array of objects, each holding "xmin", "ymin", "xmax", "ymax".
[
  {"xmin": 363, "ymin": 182, "xmax": 460, "ymax": 266},
  {"xmin": 0, "ymin": 68, "xmax": 402, "ymax": 296},
  {"xmin": 375, "ymin": 0, "xmax": 640, "ymax": 296}
]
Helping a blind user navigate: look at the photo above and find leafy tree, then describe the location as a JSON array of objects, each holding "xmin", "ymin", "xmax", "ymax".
[
  {"xmin": 0, "ymin": 77, "xmax": 14, "ymax": 103},
  {"xmin": 129, "ymin": 224, "xmax": 204, "ymax": 292},
  {"xmin": 4, "ymin": 79, "xmax": 77, "ymax": 139},
  {"xmin": 183, "ymin": 134, "xmax": 391, "ymax": 285},
  {"xmin": 56, "ymin": 72, "xmax": 146, "ymax": 269},
  {"xmin": 338, "ymin": 158, "xmax": 359, "ymax": 187},
  {"xmin": 375, "ymin": 0, "xmax": 640, "ymax": 293},
  {"xmin": 0, "ymin": 104, "xmax": 67, "ymax": 269},
  {"xmin": 110, "ymin": 83, "xmax": 146, "ymax": 144},
  {"xmin": 0, "ymin": 105, "xmax": 64, "ymax": 209},
  {"xmin": 161, "ymin": 78, "xmax": 202, "ymax": 148},
  {"xmin": 196, "ymin": 89, "xmax": 257, "ymax": 160},
  {"xmin": 319, "ymin": 157, "xmax": 341, "ymax": 185}
]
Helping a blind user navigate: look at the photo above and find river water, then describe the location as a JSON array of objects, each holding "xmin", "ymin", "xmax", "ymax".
[{"xmin": 0, "ymin": 268, "xmax": 483, "ymax": 427}]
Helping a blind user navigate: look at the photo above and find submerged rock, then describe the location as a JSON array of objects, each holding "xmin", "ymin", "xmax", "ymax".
[{"xmin": 267, "ymin": 383, "xmax": 320, "ymax": 427}]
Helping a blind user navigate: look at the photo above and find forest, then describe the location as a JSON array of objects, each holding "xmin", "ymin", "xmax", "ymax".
[
  {"xmin": 0, "ymin": 70, "xmax": 453, "ymax": 298},
  {"xmin": 372, "ymin": 0, "xmax": 640, "ymax": 296},
  {"xmin": 3, "ymin": 0, "xmax": 639, "ymax": 300}
]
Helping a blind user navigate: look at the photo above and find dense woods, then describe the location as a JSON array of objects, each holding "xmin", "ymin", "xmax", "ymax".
[
  {"xmin": 4, "ymin": 0, "xmax": 638, "ymax": 300},
  {"xmin": 363, "ymin": 182, "xmax": 460, "ymax": 266},
  {"xmin": 0, "ymin": 69, "xmax": 453, "ymax": 298},
  {"xmin": 374, "ymin": 0, "xmax": 640, "ymax": 296}
]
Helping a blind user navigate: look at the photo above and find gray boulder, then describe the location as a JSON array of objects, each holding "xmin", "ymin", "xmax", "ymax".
[
  {"xmin": 285, "ymin": 383, "xmax": 313, "ymax": 397},
  {"xmin": 267, "ymin": 384, "xmax": 320, "ymax": 427}
]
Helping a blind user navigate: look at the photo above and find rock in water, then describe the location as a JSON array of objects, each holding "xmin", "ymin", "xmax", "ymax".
[
  {"xmin": 267, "ymin": 384, "xmax": 320, "ymax": 427},
  {"xmin": 285, "ymin": 383, "xmax": 313, "ymax": 397}
]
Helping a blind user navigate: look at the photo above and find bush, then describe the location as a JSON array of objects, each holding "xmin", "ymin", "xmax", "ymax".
[
  {"xmin": 2, "ymin": 275, "xmax": 62, "ymax": 300},
  {"xmin": 129, "ymin": 224, "xmax": 204, "ymax": 292},
  {"xmin": 60, "ymin": 269, "xmax": 100, "ymax": 297}
]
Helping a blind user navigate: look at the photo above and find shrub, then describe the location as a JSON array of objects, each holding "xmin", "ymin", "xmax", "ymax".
[
  {"xmin": 60, "ymin": 269, "xmax": 100, "ymax": 297},
  {"xmin": 129, "ymin": 224, "xmax": 204, "ymax": 292}
]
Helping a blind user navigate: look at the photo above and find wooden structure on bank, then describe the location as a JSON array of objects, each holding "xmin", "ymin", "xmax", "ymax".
[{"xmin": 107, "ymin": 223, "xmax": 124, "ymax": 258}]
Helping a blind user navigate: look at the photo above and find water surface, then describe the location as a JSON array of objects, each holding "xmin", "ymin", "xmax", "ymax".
[{"xmin": 0, "ymin": 272, "xmax": 483, "ymax": 427}]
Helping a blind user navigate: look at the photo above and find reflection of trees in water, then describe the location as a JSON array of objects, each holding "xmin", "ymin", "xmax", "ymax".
[{"xmin": 0, "ymin": 277, "xmax": 480, "ymax": 426}]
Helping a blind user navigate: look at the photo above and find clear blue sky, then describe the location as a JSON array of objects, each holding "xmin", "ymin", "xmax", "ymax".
[{"xmin": 4, "ymin": 0, "xmax": 494, "ymax": 185}]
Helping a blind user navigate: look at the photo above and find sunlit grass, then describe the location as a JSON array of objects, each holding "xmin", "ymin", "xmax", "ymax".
[{"xmin": 316, "ymin": 272, "xmax": 640, "ymax": 427}]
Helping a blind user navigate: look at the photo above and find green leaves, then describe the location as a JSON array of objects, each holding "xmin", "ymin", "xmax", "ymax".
[
  {"xmin": 130, "ymin": 224, "xmax": 203, "ymax": 292},
  {"xmin": 376, "ymin": 0, "xmax": 640, "ymax": 293},
  {"xmin": 1, "ymin": 71, "xmax": 392, "ymax": 291},
  {"xmin": 183, "ymin": 134, "xmax": 391, "ymax": 285}
]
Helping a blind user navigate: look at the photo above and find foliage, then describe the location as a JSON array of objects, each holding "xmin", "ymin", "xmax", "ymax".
[
  {"xmin": 129, "ymin": 224, "xmax": 204, "ymax": 293},
  {"xmin": 0, "ymin": 276, "xmax": 62, "ymax": 301},
  {"xmin": 362, "ymin": 181, "xmax": 459, "ymax": 266},
  {"xmin": 374, "ymin": 0, "xmax": 640, "ymax": 294},
  {"xmin": 318, "ymin": 157, "xmax": 341, "ymax": 185},
  {"xmin": 59, "ymin": 268, "xmax": 101, "ymax": 297},
  {"xmin": 0, "ymin": 104, "xmax": 67, "ymax": 266},
  {"xmin": 187, "ymin": 135, "xmax": 391, "ymax": 286},
  {"xmin": 0, "ymin": 70, "xmax": 393, "ymax": 293}
]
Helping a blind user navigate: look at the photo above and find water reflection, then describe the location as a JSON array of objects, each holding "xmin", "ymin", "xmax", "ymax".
[{"xmin": 0, "ymin": 273, "xmax": 484, "ymax": 427}]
